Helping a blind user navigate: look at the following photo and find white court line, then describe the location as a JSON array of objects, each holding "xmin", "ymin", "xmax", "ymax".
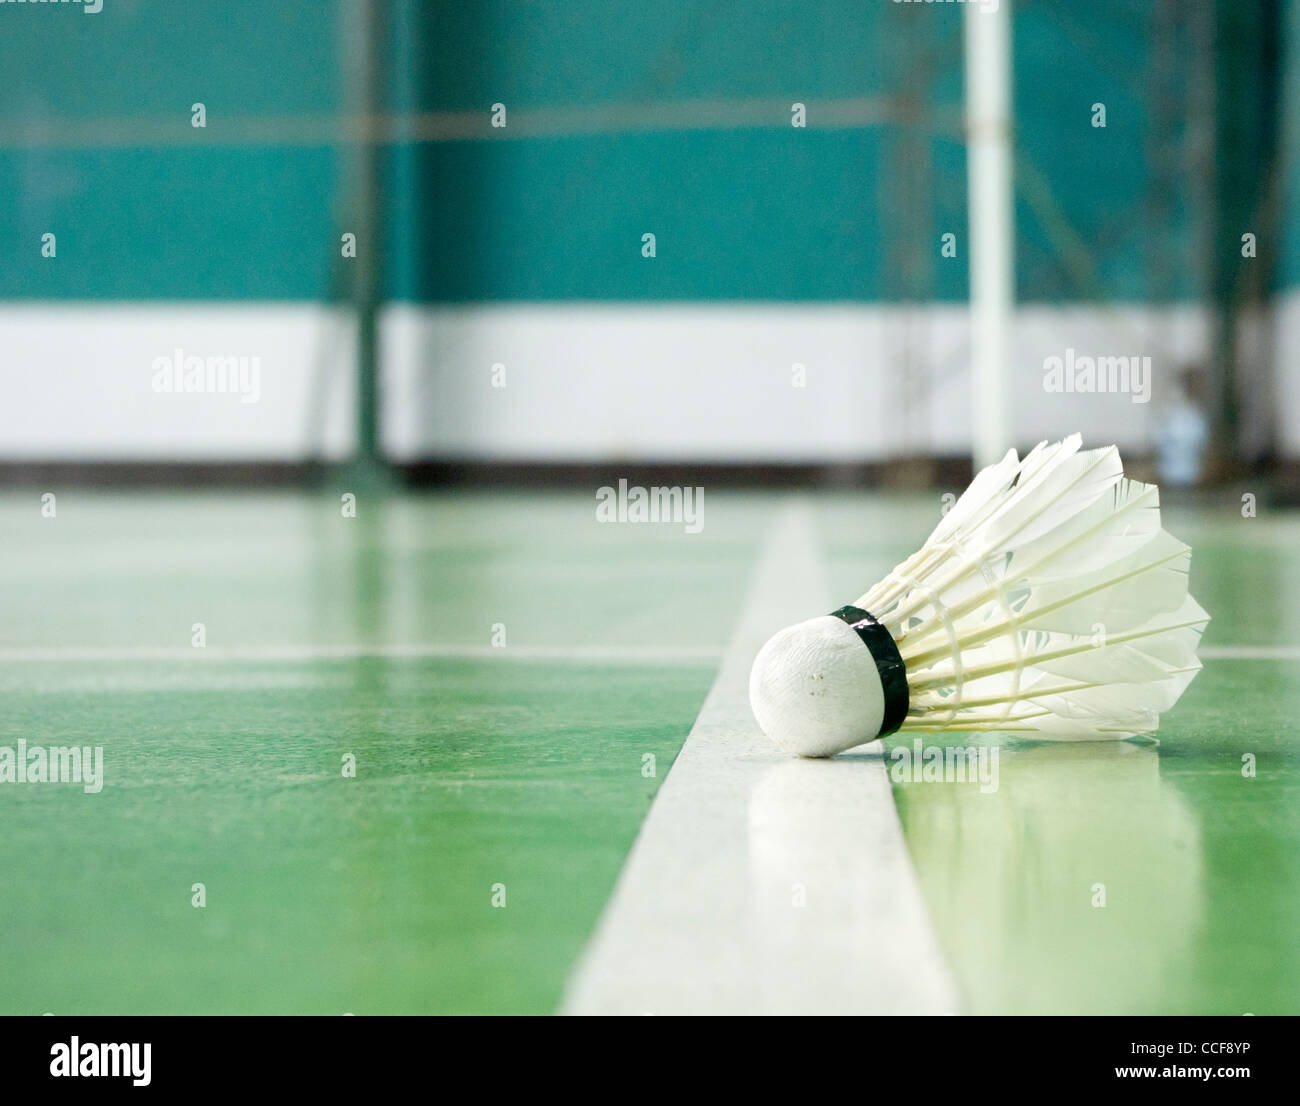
[
  {"xmin": 0, "ymin": 643, "xmax": 720, "ymax": 666},
  {"xmin": 0, "ymin": 644, "xmax": 1283, "ymax": 665},
  {"xmin": 1198, "ymin": 646, "xmax": 1300, "ymax": 660},
  {"xmin": 560, "ymin": 501, "xmax": 960, "ymax": 1015}
]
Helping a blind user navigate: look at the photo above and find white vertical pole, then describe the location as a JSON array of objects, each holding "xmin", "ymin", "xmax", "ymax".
[{"xmin": 964, "ymin": 0, "xmax": 1014, "ymax": 471}]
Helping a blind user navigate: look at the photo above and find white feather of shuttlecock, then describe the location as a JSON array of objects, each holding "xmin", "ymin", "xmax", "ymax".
[{"xmin": 853, "ymin": 434, "xmax": 1209, "ymax": 739}]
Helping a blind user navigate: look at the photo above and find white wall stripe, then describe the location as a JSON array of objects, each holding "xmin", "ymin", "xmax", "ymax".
[
  {"xmin": 386, "ymin": 301, "xmax": 1210, "ymax": 461},
  {"xmin": 560, "ymin": 501, "xmax": 960, "ymax": 1015},
  {"xmin": 0, "ymin": 302, "xmax": 1210, "ymax": 462}
]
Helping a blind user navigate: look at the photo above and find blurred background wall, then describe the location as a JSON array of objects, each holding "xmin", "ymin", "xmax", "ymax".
[{"xmin": 0, "ymin": 0, "xmax": 1293, "ymax": 475}]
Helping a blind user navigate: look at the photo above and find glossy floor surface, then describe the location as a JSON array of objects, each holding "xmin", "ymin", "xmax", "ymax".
[{"xmin": 0, "ymin": 490, "xmax": 1294, "ymax": 1013}]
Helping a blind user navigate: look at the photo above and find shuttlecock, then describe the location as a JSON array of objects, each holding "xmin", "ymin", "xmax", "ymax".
[{"xmin": 750, "ymin": 436, "xmax": 1209, "ymax": 757}]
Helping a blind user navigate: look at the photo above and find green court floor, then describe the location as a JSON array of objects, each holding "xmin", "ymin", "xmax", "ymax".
[{"xmin": 0, "ymin": 490, "xmax": 1296, "ymax": 1014}]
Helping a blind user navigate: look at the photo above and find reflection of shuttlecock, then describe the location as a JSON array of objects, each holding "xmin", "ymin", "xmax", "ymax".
[
  {"xmin": 895, "ymin": 741, "xmax": 1202, "ymax": 1014},
  {"xmin": 750, "ymin": 436, "xmax": 1210, "ymax": 757}
]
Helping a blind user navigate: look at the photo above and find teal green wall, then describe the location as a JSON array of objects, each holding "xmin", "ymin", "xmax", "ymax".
[
  {"xmin": 0, "ymin": 1, "xmax": 344, "ymax": 301},
  {"xmin": 395, "ymin": 1, "xmax": 965, "ymax": 301},
  {"xmin": 1015, "ymin": 3, "xmax": 1179, "ymax": 301},
  {"xmin": 0, "ymin": 1, "xmax": 1286, "ymax": 303},
  {"xmin": 1277, "ymin": 0, "xmax": 1300, "ymax": 290}
]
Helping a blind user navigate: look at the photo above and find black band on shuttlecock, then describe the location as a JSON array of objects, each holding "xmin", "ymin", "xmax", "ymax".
[{"xmin": 830, "ymin": 605, "xmax": 909, "ymax": 737}]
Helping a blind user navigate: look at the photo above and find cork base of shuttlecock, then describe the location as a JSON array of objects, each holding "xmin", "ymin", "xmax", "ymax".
[{"xmin": 748, "ymin": 615, "xmax": 887, "ymax": 757}]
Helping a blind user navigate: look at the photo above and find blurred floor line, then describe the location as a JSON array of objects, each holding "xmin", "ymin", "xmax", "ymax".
[
  {"xmin": 0, "ymin": 642, "xmax": 1281, "ymax": 665},
  {"xmin": 0, "ymin": 643, "xmax": 722, "ymax": 665},
  {"xmin": 1198, "ymin": 646, "xmax": 1300, "ymax": 659}
]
